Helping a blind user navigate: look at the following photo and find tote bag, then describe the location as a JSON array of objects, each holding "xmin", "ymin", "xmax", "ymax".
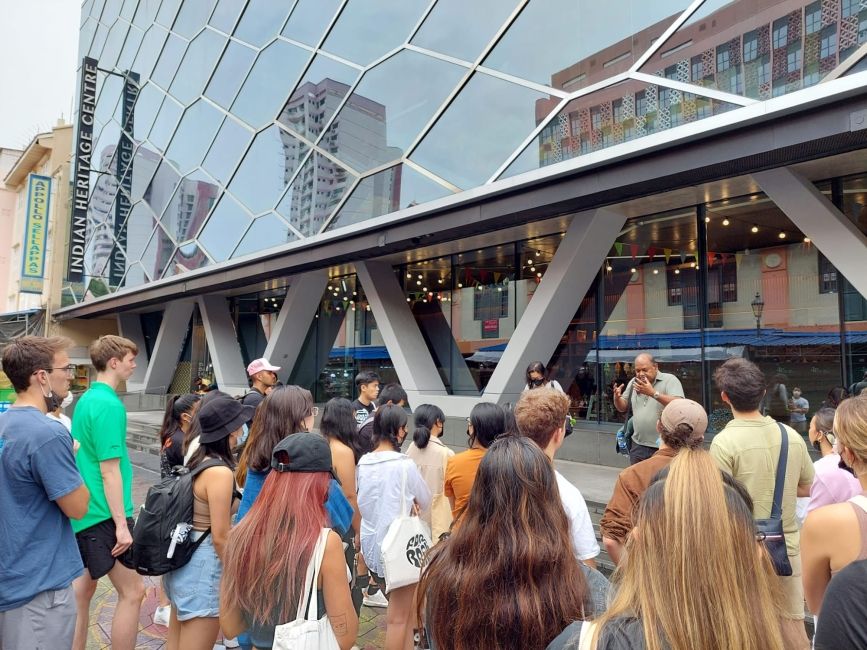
[
  {"xmin": 380, "ymin": 463, "xmax": 432, "ymax": 593},
  {"xmin": 273, "ymin": 528, "xmax": 341, "ymax": 650}
]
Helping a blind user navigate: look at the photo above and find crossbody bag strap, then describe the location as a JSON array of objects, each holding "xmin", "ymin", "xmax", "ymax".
[
  {"xmin": 770, "ymin": 422, "xmax": 789, "ymax": 521},
  {"xmin": 294, "ymin": 530, "xmax": 321, "ymax": 622},
  {"xmin": 304, "ymin": 528, "xmax": 331, "ymax": 621}
]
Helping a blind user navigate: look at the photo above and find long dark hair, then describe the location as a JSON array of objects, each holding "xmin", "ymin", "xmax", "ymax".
[
  {"xmin": 418, "ymin": 435, "xmax": 589, "ymax": 649},
  {"xmin": 320, "ymin": 397, "xmax": 365, "ymax": 463},
  {"xmin": 372, "ymin": 403, "xmax": 408, "ymax": 451},
  {"xmin": 469, "ymin": 402, "xmax": 505, "ymax": 448},
  {"xmin": 412, "ymin": 404, "xmax": 445, "ymax": 449},
  {"xmin": 184, "ymin": 390, "xmax": 230, "ymax": 453},
  {"xmin": 188, "ymin": 435, "xmax": 237, "ymax": 471},
  {"xmin": 159, "ymin": 393, "xmax": 200, "ymax": 446},
  {"xmin": 525, "ymin": 360, "xmax": 548, "ymax": 386},
  {"xmin": 238, "ymin": 385, "xmax": 313, "ymax": 479}
]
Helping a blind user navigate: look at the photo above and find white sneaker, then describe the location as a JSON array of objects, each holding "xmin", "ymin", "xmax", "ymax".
[
  {"xmin": 223, "ymin": 637, "xmax": 240, "ymax": 648},
  {"xmin": 153, "ymin": 605, "xmax": 171, "ymax": 627},
  {"xmin": 363, "ymin": 587, "xmax": 388, "ymax": 608}
]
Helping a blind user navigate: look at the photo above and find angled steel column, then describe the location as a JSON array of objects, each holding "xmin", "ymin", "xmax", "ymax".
[
  {"xmin": 117, "ymin": 313, "xmax": 148, "ymax": 392},
  {"xmin": 754, "ymin": 168, "xmax": 867, "ymax": 300},
  {"xmin": 483, "ymin": 207, "xmax": 627, "ymax": 405},
  {"xmin": 356, "ymin": 260, "xmax": 449, "ymax": 406},
  {"xmin": 143, "ymin": 300, "xmax": 194, "ymax": 394},
  {"xmin": 263, "ymin": 270, "xmax": 329, "ymax": 383},
  {"xmin": 197, "ymin": 295, "xmax": 249, "ymax": 396}
]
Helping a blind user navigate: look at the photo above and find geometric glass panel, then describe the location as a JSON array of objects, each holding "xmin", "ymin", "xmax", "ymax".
[
  {"xmin": 482, "ymin": 0, "xmax": 688, "ymax": 89},
  {"xmin": 172, "ymin": 0, "xmax": 217, "ymax": 38},
  {"xmin": 144, "ymin": 161, "xmax": 182, "ymax": 219},
  {"xmin": 277, "ymin": 54, "xmax": 360, "ymax": 143},
  {"xmin": 276, "ymin": 153, "xmax": 355, "ymax": 236},
  {"xmin": 205, "ymin": 40, "xmax": 258, "ymax": 110},
  {"xmin": 132, "ymin": 26, "xmax": 170, "ymax": 80},
  {"xmin": 198, "ymin": 194, "xmax": 252, "ymax": 262},
  {"xmin": 327, "ymin": 164, "xmax": 454, "ymax": 232},
  {"xmin": 232, "ymin": 212, "xmax": 299, "ymax": 259},
  {"xmin": 169, "ymin": 28, "xmax": 227, "ymax": 105},
  {"xmin": 233, "ymin": 0, "xmax": 293, "ymax": 47},
  {"xmin": 228, "ymin": 125, "xmax": 309, "ymax": 215},
  {"xmin": 164, "ymin": 242, "xmax": 212, "ymax": 277},
  {"xmin": 231, "ymin": 39, "xmax": 311, "ymax": 128},
  {"xmin": 141, "ymin": 223, "xmax": 175, "ymax": 280},
  {"xmin": 151, "ymin": 33, "xmax": 188, "ymax": 90},
  {"xmin": 319, "ymin": 50, "xmax": 465, "ymax": 173},
  {"xmin": 124, "ymin": 203, "xmax": 159, "ymax": 270},
  {"xmin": 160, "ymin": 169, "xmax": 222, "ymax": 243},
  {"xmin": 202, "ymin": 116, "xmax": 254, "ymax": 184},
  {"xmin": 321, "ymin": 0, "xmax": 429, "ymax": 66},
  {"xmin": 282, "ymin": 0, "xmax": 342, "ymax": 46},
  {"xmin": 410, "ymin": 72, "xmax": 548, "ymax": 189},
  {"xmin": 166, "ymin": 100, "xmax": 225, "ymax": 174},
  {"xmin": 411, "ymin": 0, "xmax": 521, "ymax": 63},
  {"xmin": 148, "ymin": 96, "xmax": 183, "ymax": 152},
  {"xmin": 210, "ymin": 0, "xmax": 246, "ymax": 34}
]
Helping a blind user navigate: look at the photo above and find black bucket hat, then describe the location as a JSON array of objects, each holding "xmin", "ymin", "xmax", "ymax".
[{"xmin": 198, "ymin": 396, "xmax": 255, "ymax": 444}]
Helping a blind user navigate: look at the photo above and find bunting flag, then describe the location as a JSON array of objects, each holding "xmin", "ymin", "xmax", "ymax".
[
  {"xmin": 735, "ymin": 253, "xmax": 744, "ymax": 268},
  {"xmin": 614, "ymin": 242, "xmax": 624, "ymax": 256},
  {"xmin": 494, "ymin": 272, "xmax": 502, "ymax": 282},
  {"xmin": 680, "ymin": 251, "xmax": 687, "ymax": 263},
  {"xmin": 707, "ymin": 252, "xmax": 716, "ymax": 267},
  {"xmin": 647, "ymin": 246, "xmax": 657, "ymax": 261},
  {"xmin": 664, "ymin": 248, "xmax": 672, "ymax": 263},
  {"xmin": 630, "ymin": 244, "xmax": 639, "ymax": 260}
]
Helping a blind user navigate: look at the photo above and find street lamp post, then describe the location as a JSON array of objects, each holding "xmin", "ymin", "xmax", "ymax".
[{"xmin": 751, "ymin": 292, "xmax": 764, "ymax": 337}]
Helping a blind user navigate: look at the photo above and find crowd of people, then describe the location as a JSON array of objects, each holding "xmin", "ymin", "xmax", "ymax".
[{"xmin": 3, "ymin": 335, "xmax": 867, "ymax": 650}]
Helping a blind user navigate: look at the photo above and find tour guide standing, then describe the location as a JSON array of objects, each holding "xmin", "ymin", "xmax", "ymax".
[
  {"xmin": 71, "ymin": 336, "xmax": 145, "ymax": 650},
  {"xmin": 0, "ymin": 337, "xmax": 90, "ymax": 650},
  {"xmin": 613, "ymin": 353, "xmax": 684, "ymax": 465}
]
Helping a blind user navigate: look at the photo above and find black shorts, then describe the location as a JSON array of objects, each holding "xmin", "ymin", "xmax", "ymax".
[{"xmin": 75, "ymin": 517, "xmax": 136, "ymax": 579}]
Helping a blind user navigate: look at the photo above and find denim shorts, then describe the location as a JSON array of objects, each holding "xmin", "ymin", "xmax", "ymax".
[{"xmin": 163, "ymin": 533, "xmax": 222, "ymax": 620}]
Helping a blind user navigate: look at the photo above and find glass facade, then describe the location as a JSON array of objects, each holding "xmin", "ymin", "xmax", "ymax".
[{"xmin": 68, "ymin": 0, "xmax": 867, "ymax": 306}]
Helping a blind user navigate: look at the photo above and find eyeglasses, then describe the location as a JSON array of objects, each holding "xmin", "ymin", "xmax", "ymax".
[
  {"xmin": 310, "ymin": 406, "xmax": 320, "ymax": 417},
  {"xmin": 35, "ymin": 365, "xmax": 76, "ymax": 376}
]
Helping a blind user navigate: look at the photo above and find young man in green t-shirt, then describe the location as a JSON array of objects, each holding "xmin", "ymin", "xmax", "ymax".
[{"xmin": 71, "ymin": 335, "xmax": 144, "ymax": 650}]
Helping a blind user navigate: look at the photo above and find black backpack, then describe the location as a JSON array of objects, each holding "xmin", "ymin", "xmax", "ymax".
[{"xmin": 130, "ymin": 459, "xmax": 226, "ymax": 576}]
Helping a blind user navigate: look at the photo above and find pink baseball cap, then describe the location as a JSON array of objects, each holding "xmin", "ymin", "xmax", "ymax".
[{"xmin": 247, "ymin": 358, "xmax": 281, "ymax": 376}]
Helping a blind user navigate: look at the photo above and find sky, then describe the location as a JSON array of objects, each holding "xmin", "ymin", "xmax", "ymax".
[{"xmin": 0, "ymin": 0, "xmax": 80, "ymax": 149}]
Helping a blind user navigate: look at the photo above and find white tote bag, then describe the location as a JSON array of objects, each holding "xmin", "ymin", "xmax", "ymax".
[
  {"xmin": 380, "ymin": 463, "xmax": 432, "ymax": 593},
  {"xmin": 273, "ymin": 528, "xmax": 341, "ymax": 650}
]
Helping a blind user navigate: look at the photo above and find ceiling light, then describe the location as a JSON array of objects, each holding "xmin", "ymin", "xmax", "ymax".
[
  {"xmin": 690, "ymin": 261, "xmax": 697, "ymax": 268},
  {"xmin": 406, "ymin": 273, "xmax": 411, "ymax": 278},
  {"xmin": 778, "ymin": 232, "xmax": 786, "ymax": 239},
  {"xmin": 416, "ymin": 280, "xmax": 421, "ymax": 286},
  {"xmin": 457, "ymin": 283, "xmax": 463, "ymax": 288},
  {"xmin": 653, "ymin": 269, "xmax": 659, "ymax": 274},
  {"xmin": 630, "ymin": 267, "xmax": 637, "ymax": 273},
  {"xmin": 530, "ymin": 266, "xmax": 536, "ymax": 272},
  {"xmin": 674, "ymin": 269, "xmax": 680, "ymax": 274},
  {"xmin": 406, "ymin": 297, "xmax": 411, "ymax": 302},
  {"xmin": 417, "ymin": 274, "xmax": 422, "ymax": 279},
  {"xmin": 722, "ymin": 218, "xmax": 730, "ymax": 226},
  {"xmin": 536, "ymin": 272, "xmax": 542, "ymax": 277},
  {"xmin": 804, "ymin": 236, "xmax": 811, "ymax": 243},
  {"xmin": 535, "ymin": 250, "xmax": 541, "ymax": 257},
  {"xmin": 751, "ymin": 224, "xmax": 758, "ymax": 233},
  {"xmin": 422, "ymin": 287, "xmax": 428, "ymax": 292},
  {"xmin": 705, "ymin": 216, "xmax": 710, "ymax": 223},
  {"xmin": 606, "ymin": 264, "xmax": 613, "ymax": 271}
]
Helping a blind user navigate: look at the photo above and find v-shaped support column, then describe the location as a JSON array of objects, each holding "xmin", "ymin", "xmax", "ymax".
[
  {"xmin": 143, "ymin": 300, "xmax": 194, "ymax": 394},
  {"xmin": 263, "ymin": 270, "xmax": 329, "ymax": 383},
  {"xmin": 754, "ymin": 168, "xmax": 867, "ymax": 301},
  {"xmin": 483, "ymin": 207, "xmax": 626, "ymax": 406},
  {"xmin": 197, "ymin": 295, "xmax": 249, "ymax": 396},
  {"xmin": 117, "ymin": 313, "xmax": 148, "ymax": 392}
]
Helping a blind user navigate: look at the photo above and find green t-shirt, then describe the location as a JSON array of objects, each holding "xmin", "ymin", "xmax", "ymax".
[
  {"xmin": 70, "ymin": 382, "xmax": 134, "ymax": 532},
  {"xmin": 709, "ymin": 416, "xmax": 815, "ymax": 556}
]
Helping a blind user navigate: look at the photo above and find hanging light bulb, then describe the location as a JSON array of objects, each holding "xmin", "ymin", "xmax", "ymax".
[
  {"xmin": 653, "ymin": 268, "xmax": 659, "ymax": 274},
  {"xmin": 606, "ymin": 264, "xmax": 613, "ymax": 271},
  {"xmin": 630, "ymin": 267, "xmax": 637, "ymax": 273},
  {"xmin": 778, "ymin": 232, "xmax": 786, "ymax": 239},
  {"xmin": 705, "ymin": 216, "xmax": 711, "ymax": 223},
  {"xmin": 535, "ymin": 250, "xmax": 541, "ymax": 257},
  {"xmin": 751, "ymin": 224, "xmax": 758, "ymax": 233},
  {"xmin": 457, "ymin": 283, "xmax": 463, "ymax": 288},
  {"xmin": 722, "ymin": 218, "xmax": 730, "ymax": 226},
  {"xmin": 674, "ymin": 269, "xmax": 680, "ymax": 275}
]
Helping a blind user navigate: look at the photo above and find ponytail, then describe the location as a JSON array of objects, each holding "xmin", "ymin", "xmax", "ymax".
[
  {"xmin": 411, "ymin": 404, "xmax": 446, "ymax": 450},
  {"xmin": 413, "ymin": 426, "xmax": 432, "ymax": 449}
]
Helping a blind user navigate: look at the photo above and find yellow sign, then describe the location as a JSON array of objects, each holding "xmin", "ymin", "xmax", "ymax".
[{"xmin": 21, "ymin": 174, "xmax": 51, "ymax": 294}]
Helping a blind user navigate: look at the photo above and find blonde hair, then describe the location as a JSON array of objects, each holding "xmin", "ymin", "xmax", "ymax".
[
  {"xmin": 514, "ymin": 388, "xmax": 570, "ymax": 448},
  {"xmin": 834, "ymin": 395, "xmax": 867, "ymax": 466},
  {"xmin": 89, "ymin": 335, "xmax": 138, "ymax": 371},
  {"xmin": 593, "ymin": 449, "xmax": 784, "ymax": 650}
]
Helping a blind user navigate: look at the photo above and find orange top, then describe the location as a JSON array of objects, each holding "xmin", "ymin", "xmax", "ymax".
[{"xmin": 444, "ymin": 447, "xmax": 487, "ymax": 521}]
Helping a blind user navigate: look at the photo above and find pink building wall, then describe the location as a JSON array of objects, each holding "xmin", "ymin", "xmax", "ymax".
[{"xmin": 0, "ymin": 148, "xmax": 24, "ymax": 306}]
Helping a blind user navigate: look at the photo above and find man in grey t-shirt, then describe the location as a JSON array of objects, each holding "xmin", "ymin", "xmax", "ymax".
[{"xmin": 613, "ymin": 353, "xmax": 684, "ymax": 465}]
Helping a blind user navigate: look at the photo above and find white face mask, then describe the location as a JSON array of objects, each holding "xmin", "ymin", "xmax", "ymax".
[{"xmin": 60, "ymin": 392, "xmax": 74, "ymax": 409}]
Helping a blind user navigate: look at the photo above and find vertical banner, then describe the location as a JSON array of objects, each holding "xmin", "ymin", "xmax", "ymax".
[
  {"xmin": 109, "ymin": 70, "xmax": 139, "ymax": 287},
  {"xmin": 20, "ymin": 174, "xmax": 52, "ymax": 294},
  {"xmin": 67, "ymin": 56, "xmax": 98, "ymax": 284}
]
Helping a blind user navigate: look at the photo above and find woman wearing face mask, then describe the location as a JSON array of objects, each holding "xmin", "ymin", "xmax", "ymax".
[
  {"xmin": 805, "ymin": 407, "xmax": 861, "ymax": 513},
  {"xmin": 801, "ymin": 396, "xmax": 867, "ymax": 615},
  {"xmin": 46, "ymin": 389, "xmax": 76, "ymax": 432},
  {"xmin": 357, "ymin": 404, "xmax": 431, "ymax": 650},
  {"xmin": 158, "ymin": 394, "xmax": 201, "ymax": 477},
  {"xmin": 524, "ymin": 361, "xmax": 565, "ymax": 392},
  {"xmin": 406, "ymin": 404, "xmax": 454, "ymax": 541}
]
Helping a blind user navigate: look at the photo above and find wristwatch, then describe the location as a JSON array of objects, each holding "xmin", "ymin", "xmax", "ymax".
[{"xmin": 653, "ymin": 391, "xmax": 660, "ymax": 400}]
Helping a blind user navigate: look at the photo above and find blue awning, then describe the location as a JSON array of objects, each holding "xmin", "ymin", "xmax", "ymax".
[{"xmin": 328, "ymin": 346, "xmax": 390, "ymax": 360}]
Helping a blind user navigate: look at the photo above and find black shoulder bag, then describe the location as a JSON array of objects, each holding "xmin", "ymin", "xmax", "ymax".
[
  {"xmin": 614, "ymin": 383, "xmax": 634, "ymax": 456},
  {"xmin": 755, "ymin": 422, "xmax": 793, "ymax": 577}
]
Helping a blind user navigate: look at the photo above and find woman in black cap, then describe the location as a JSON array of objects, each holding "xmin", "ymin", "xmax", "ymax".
[
  {"xmin": 220, "ymin": 432, "xmax": 359, "ymax": 650},
  {"xmin": 163, "ymin": 395, "xmax": 253, "ymax": 650}
]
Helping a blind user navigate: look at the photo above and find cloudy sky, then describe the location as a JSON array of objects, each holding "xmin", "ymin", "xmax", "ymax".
[{"xmin": 0, "ymin": 0, "xmax": 80, "ymax": 149}]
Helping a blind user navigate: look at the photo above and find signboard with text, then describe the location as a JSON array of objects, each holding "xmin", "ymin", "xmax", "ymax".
[{"xmin": 20, "ymin": 174, "xmax": 52, "ymax": 294}]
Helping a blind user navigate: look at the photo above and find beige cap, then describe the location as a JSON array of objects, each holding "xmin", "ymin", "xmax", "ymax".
[{"xmin": 659, "ymin": 398, "xmax": 708, "ymax": 436}]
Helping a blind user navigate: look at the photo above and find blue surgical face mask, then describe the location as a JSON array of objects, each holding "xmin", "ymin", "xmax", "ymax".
[{"xmin": 239, "ymin": 423, "xmax": 250, "ymax": 445}]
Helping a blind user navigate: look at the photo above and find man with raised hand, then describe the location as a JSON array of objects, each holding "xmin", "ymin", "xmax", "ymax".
[
  {"xmin": 71, "ymin": 335, "xmax": 145, "ymax": 650},
  {"xmin": 0, "ymin": 336, "xmax": 90, "ymax": 650}
]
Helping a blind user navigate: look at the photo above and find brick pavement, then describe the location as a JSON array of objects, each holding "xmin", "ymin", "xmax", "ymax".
[{"xmin": 81, "ymin": 451, "xmax": 387, "ymax": 649}]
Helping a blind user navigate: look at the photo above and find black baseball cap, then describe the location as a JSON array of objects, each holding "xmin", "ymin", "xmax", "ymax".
[
  {"xmin": 271, "ymin": 432, "xmax": 338, "ymax": 481},
  {"xmin": 198, "ymin": 396, "xmax": 255, "ymax": 444}
]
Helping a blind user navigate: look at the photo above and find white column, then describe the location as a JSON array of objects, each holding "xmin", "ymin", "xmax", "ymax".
[
  {"xmin": 143, "ymin": 300, "xmax": 194, "ymax": 394},
  {"xmin": 754, "ymin": 168, "xmax": 867, "ymax": 300},
  {"xmin": 483, "ymin": 207, "xmax": 626, "ymax": 405},
  {"xmin": 117, "ymin": 313, "xmax": 148, "ymax": 391},
  {"xmin": 263, "ymin": 270, "xmax": 329, "ymax": 383},
  {"xmin": 356, "ymin": 260, "xmax": 449, "ymax": 407},
  {"xmin": 197, "ymin": 295, "xmax": 249, "ymax": 396}
]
